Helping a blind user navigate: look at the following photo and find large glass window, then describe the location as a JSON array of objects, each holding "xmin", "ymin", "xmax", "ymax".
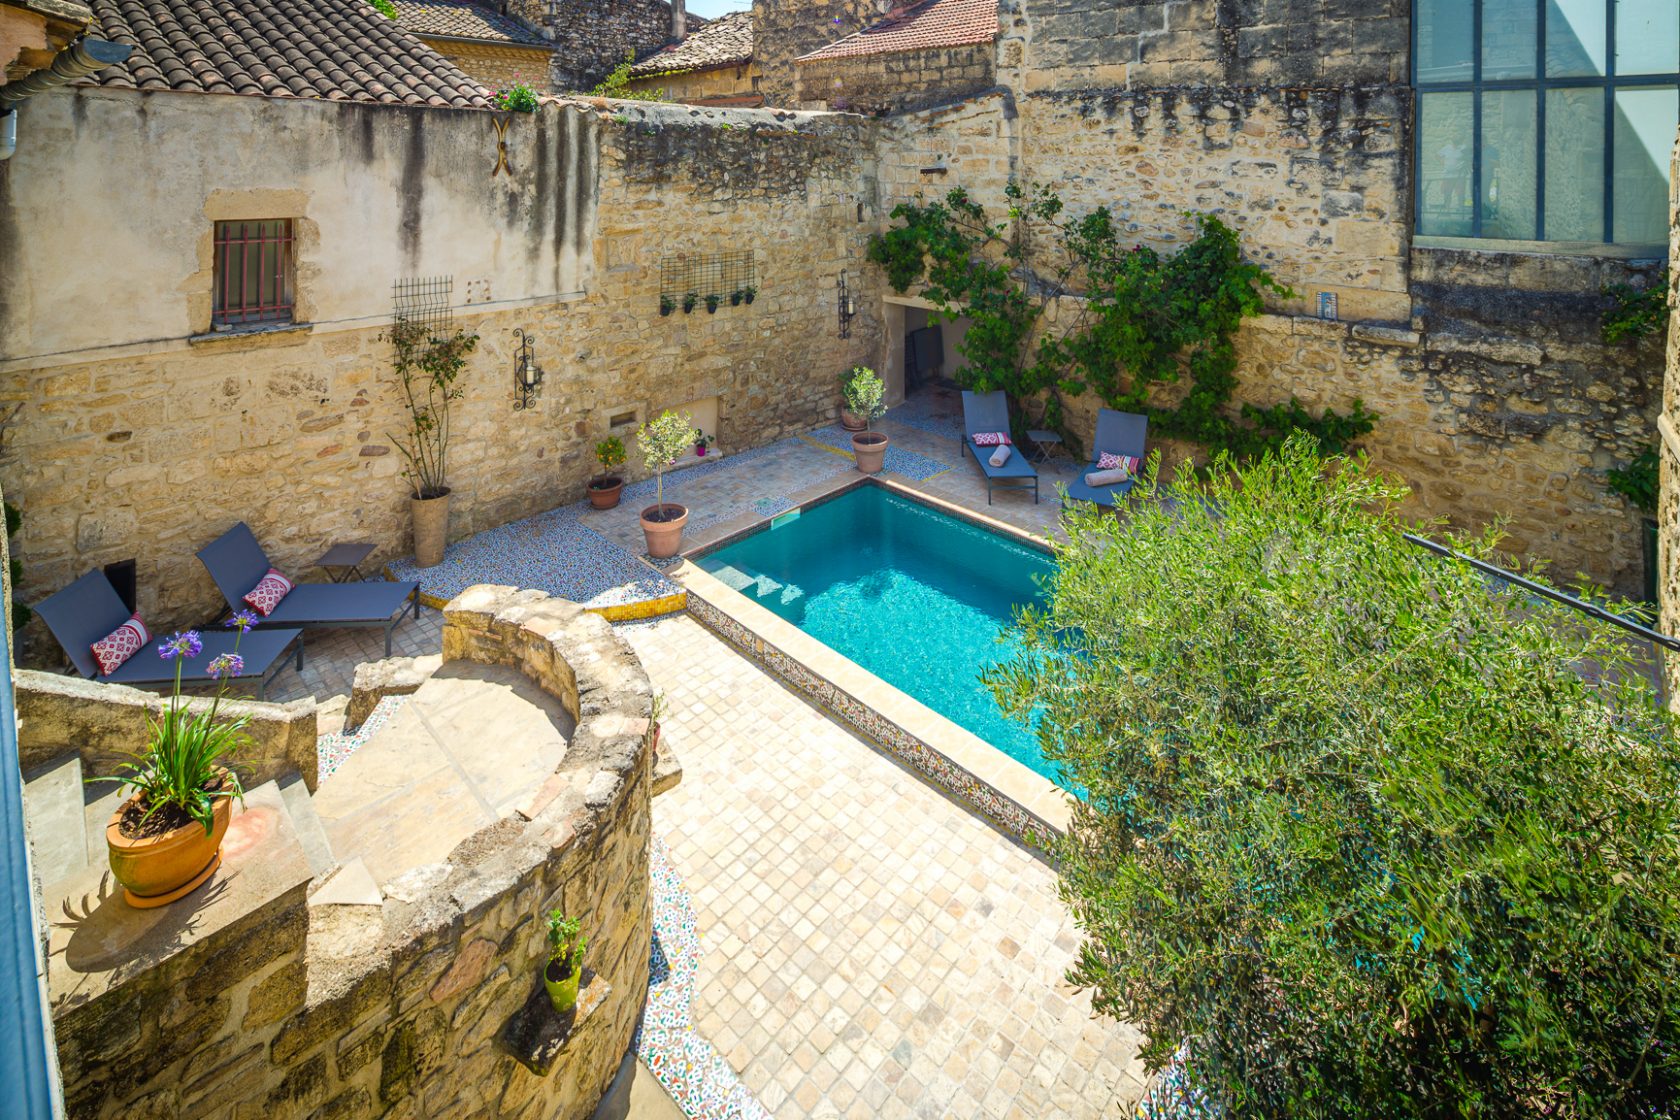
[{"xmin": 1415, "ymin": 0, "xmax": 1680, "ymax": 245}]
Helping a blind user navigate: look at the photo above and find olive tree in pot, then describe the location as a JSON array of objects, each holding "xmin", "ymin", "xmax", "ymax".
[
  {"xmin": 843, "ymin": 366, "xmax": 889, "ymax": 474},
  {"xmin": 638, "ymin": 409, "xmax": 694, "ymax": 558},
  {"xmin": 543, "ymin": 910, "xmax": 587, "ymax": 1014},
  {"xmin": 388, "ymin": 318, "xmax": 478, "ymax": 567},
  {"xmin": 589, "ymin": 436, "xmax": 627, "ymax": 510}
]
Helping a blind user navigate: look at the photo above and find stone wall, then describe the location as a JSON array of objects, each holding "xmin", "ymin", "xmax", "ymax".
[
  {"xmin": 795, "ymin": 43, "xmax": 996, "ymax": 116},
  {"xmin": 628, "ymin": 63, "xmax": 761, "ymax": 106},
  {"xmin": 420, "ymin": 38, "xmax": 558, "ymax": 93},
  {"xmin": 751, "ymin": 0, "xmax": 887, "ymax": 106},
  {"xmin": 0, "ymin": 91, "xmax": 883, "ymax": 640},
  {"xmin": 49, "ymin": 585, "xmax": 656, "ymax": 1120},
  {"xmin": 507, "ymin": 0, "xmax": 684, "ymax": 90},
  {"xmin": 1659, "ymin": 129, "xmax": 1680, "ymax": 701}
]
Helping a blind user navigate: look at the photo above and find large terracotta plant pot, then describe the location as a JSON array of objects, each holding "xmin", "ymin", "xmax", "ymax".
[
  {"xmin": 545, "ymin": 958, "xmax": 581, "ymax": 1014},
  {"xmin": 588, "ymin": 476, "xmax": 624, "ymax": 510},
  {"xmin": 640, "ymin": 504, "xmax": 689, "ymax": 559},
  {"xmin": 106, "ymin": 787, "xmax": 232, "ymax": 908},
  {"xmin": 840, "ymin": 409, "xmax": 866, "ymax": 432},
  {"xmin": 411, "ymin": 489, "xmax": 451, "ymax": 568},
  {"xmin": 852, "ymin": 431, "xmax": 889, "ymax": 475}
]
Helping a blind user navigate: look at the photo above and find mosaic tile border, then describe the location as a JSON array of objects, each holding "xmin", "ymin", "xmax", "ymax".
[
  {"xmin": 315, "ymin": 694, "xmax": 408, "ymax": 782},
  {"xmin": 684, "ymin": 593, "xmax": 1059, "ymax": 851},
  {"xmin": 636, "ymin": 834, "xmax": 773, "ymax": 1120}
]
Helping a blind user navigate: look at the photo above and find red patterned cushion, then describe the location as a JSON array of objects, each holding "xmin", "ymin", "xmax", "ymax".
[
  {"xmin": 1098, "ymin": 452, "xmax": 1142, "ymax": 475},
  {"xmin": 242, "ymin": 568, "xmax": 294, "ymax": 617},
  {"xmin": 970, "ymin": 432, "xmax": 1012, "ymax": 447},
  {"xmin": 91, "ymin": 614, "xmax": 150, "ymax": 676}
]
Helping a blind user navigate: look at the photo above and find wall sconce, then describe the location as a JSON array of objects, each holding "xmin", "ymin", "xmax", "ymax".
[
  {"xmin": 837, "ymin": 271, "xmax": 856, "ymax": 339},
  {"xmin": 512, "ymin": 328, "xmax": 543, "ymax": 410}
]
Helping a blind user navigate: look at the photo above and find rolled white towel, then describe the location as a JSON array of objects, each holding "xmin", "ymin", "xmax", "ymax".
[
  {"xmin": 988, "ymin": 444, "xmax": 1011, "ymax": 468},
  {"xmin": 1085, "ymin": 467, "xmax": 1130, "ymax": 487}
]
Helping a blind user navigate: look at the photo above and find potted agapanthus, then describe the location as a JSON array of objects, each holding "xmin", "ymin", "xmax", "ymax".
[
  {"xmin": 637, "ymin": 409, "xmax": 695, "ymax": 559},
  {"xmin": 93, "ymin": 612, "xmax": 256, "ymax": 908},
  {"xmin": 843, "ymin": 366, "xmax": 889, "ymax": 474},
  {"xmin": 589, "ymin": 436, "xmax": 627, "ymax": 509},
  {"xmin": 544, "ymin": 910, "xmax": 587, "ymax": 1014}
]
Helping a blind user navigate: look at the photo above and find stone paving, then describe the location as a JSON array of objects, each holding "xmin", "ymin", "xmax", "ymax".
[{"xmin": 620, "ymin": 613, "xmax": 1148, "ymax": 1119}]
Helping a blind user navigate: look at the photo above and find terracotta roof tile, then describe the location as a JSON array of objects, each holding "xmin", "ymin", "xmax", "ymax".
[
  {"xmin": 796, "ymin": 0, "xmax": 996, "ymax": 63},
  {"xmin": 393, "ymin": 0, "xmax": 547, "ymax": 47},
  {"xmin": 628, "ymin": 10, "xmax": 751, "ymax": 77},
  {"xmin": 85, "ymin": 0, "xmax": 492, "ymax": 109}
]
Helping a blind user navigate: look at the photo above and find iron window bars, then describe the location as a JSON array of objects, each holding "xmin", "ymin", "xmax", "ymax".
[{"xmin": 213, "ymin": 219, "xmax": 295, "ymax": 326}]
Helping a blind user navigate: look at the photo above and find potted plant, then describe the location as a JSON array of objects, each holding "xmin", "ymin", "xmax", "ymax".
[
  {"xmin": 543, "ymin": 910, "xmax": 587, "ymax": 1014},
  {"xmin": 589, "ymin": 436, "xmax": 627, "ymax": 509},
  {"xmin": 388, "ymin": 317, "xmax": 478, "ymax": 568},
  {"xmin": 1608, "ymin": 444, "xmax": 1659, "ymax": 604},
  {"xmin": 693, "ymin": 430, "xmax": 714, "ymax": 458},
  {"xmin": 92, "ymin": 615, "xmax": 256, "ymax": 908},
  {"xmin": 637, "ymin": 409, "xmax": 694, "ymax": 559},
  {"xmin": 659, "ymin": 294, "xmax": 675, "ymax": 317},
  {"xmin": 730, "ymin": 288, "xmax": 745, "ymax": 307},
  {"xmin": 843, "ymin": 366, "xmax": 889, "ymax": 473},
  {"xmin": 839, "ymin": 366, "xmax": 869, "ymax": 432},
  {"xmin": 682, "ymin": 292, "xmax": 698, "ymax": 314},
  {"xmin": 743, "ymin": 285, "xmax": 757, "ymax": 305},
  {"xmin": 705, "ymin": 293, "xmax": 721, "ymax": 314}
]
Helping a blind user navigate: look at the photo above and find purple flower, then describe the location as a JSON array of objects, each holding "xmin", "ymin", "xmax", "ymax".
[
  {"xmin": 206, "ymin": 653, "xmax": 244, "ymax": 680},
  {"xmin": 226, "ymin": 610, "xmax": 258, "ymax": 633},
  {"xmin": 159, "ymin": 631, "xmax": 203, "ymax": 661}
]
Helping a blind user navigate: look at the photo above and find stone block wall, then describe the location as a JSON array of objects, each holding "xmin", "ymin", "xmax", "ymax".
[
  {"xmin": 795, "ymin": 43, "xmax": 996, "ymax": 115},
  {"xmin": 1659, "ymin": 129, "xmax": 1680, "ymax": 700},
  {"xmin": 751, "ymin": 0, "xmax": 888, "ymax": 106},
  {"xmin": 50, "ymin": 585, "xmax": 656, "ymax": 1120},
  {"xmin": 629, "ymin": 63, "xmax": 761, "ymax": 105},
  {"xmin": 421, "ymin": 39, "xmax": 558, "ymax": 93},
  {"xmin": 507, "ymin": 0, "xmax": 684, "ymax": 90}
]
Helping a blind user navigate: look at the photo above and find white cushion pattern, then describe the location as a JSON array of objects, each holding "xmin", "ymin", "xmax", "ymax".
[
  {"xmin": 243, "ymin": 568, "xmax": 294, "ymax": 617},
  {"xmin": 91, "ymin": 614, "xmax": 150, "ymax": 676}
]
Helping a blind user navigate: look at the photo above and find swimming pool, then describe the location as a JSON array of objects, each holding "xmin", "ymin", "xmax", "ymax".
[{"xmin": 696, "ymin": 485, "xmax": 1061, "ymax": 785}]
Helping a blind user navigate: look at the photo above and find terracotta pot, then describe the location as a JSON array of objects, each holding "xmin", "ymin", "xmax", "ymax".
[
  {"xmin": 852, "ymin": 431, "xmax": 889, "ymax": 475},
  {"xmin": 640, "ymin": 503, "xmax": 689, "ymax": 559},
  {"xmin": 840, "ymin": 409, "xmax": 866, "ymax": 432},
  {"xmin": 106, "ymin": 786, "xmax": 232, "ymax": 909},
  {"xmin": 588, "ymin": 476, "xmax": 624, "ymax": 510},
  {"xmin": 544, "ymin": 958, "xmax": 581, "ymax": 1014},
  {"xmin": 411, "ymin": 488, "xmax": 451, "ymax": 568}
]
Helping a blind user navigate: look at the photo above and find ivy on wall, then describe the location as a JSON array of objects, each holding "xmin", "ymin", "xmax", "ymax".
[{"xmin": 867, "ymin": 184, "xmax": 1376, "ymax": 460}]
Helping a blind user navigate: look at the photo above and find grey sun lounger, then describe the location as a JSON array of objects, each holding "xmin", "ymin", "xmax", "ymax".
[
  {"xmin": 197, "ymin": 523, "xmax": 420, "ymax": 656},
  {"xmin": 960, "ymin": 391, "xmax": 1039, "ymax": 504},
  {"xmin": 1064, "ymin": 408, "xmax": 1148, "ymax": 508},
  {"xmin": 34, "ymin": 570, "xmax": 303, "ymax": 699}
]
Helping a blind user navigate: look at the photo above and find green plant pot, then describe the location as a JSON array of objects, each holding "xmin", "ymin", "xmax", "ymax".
[
  {"xmin": 544, "ymin": 959, "xmax": 580, "ymax": 1014},
  {"xmin": 1643, "ymin": 516, "xmax": 1658, "ymax": 605}
]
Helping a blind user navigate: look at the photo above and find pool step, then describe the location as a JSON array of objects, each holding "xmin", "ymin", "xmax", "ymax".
[{"xmin": 703, "ymin": 564, "xmax": 805, "ymax": 607}]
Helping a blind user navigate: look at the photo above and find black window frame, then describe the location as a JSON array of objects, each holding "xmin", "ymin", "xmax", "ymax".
[{"xmin": 1412, "ymin": 0, "xmax": 1680, "ymax": 245}]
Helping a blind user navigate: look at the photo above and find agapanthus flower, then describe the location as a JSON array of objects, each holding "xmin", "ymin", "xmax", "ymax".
[
  {"xmin": 206, "ymin": 653, "xmax": 244, "ymax": 680},
  {"xmin": 226, "ymin": 609, "xmax": 258, "ymax": 633},
  {"xmin": 159, "ymin": 631, "xmax": 203, "ymax": 661}
]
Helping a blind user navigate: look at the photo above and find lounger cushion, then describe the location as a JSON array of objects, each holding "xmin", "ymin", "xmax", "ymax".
[
  {"xmin": 244, "ymin": 568, "xmax": 295, "ymax": 616},
  {"xmin": 91, "ymin": 614, "xmax": 150, "ymax": 676},
  {"xmin": 1097, "ymin": 452, "xmax": 1141, "ymax": 474},
  {"xmin": 970, "ymin": 431, "xmax": 1012, "ymax": 446}
]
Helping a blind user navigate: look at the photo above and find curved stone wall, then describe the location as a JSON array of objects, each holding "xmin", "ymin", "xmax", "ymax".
[{"xmin": 49, "ymin": 585, "xmax": 654, "ymax": 1120}]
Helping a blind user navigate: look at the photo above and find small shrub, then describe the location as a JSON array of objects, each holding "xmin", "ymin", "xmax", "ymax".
[
  {"xmin": 491, "ymin": 78, "xmax": 540, "ymax": 113},
  {"xmin": 840, "ymin": 366, "xmax": 886, "ymax": 430},
  {"xmin": 1607, "ymin": 443, "xmax": 1659, "ymax": 516},
  {"xmin": 1603, "ymin": 282, "xmax": 1669, "ymax": 345},
  {"xmin": 594, "ymin": 436, "xmax": 626, "ymax": 476},
  {"xmin": 367, "ymin": 0, "xmax": 397, "ymax": 18},
  {"xmin": 636, "ymin": 409, "xmax": 695, "ymax": 515},
  {"xmin": 590, "ymin": 52, "xmax": 666, "ymax": 102}
]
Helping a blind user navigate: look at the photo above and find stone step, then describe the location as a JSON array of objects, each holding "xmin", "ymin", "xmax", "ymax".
[
  {"xmin": 21, "ymin": 754, "xmax": 90, "ymax": 886},
  {"xmin": 279, "ymin": 775, "xmax": 337, "ymax": 880}
]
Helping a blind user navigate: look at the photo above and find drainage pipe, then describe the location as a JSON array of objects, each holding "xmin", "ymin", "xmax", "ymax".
[{"xmin": 0, "ymin": 37, "xmax": 132, "ymax": 159}]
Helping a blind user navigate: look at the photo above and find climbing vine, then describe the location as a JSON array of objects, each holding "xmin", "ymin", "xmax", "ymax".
[
  {"xmin": 1602, "ymin": 282, "xmax": 1670, "ymax": 345},
  {"xmin": 867, "ymin": 184, "xmax": 1376, "ymax": 459}
]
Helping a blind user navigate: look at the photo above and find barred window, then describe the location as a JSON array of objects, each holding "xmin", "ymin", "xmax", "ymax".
[
  {"xmin": 213, "ymin": 219, "xmax": 295, "ymax": 326},
  {"xmin": 1415, "ymin": 0, "xmax": 1680, "ymax": 245}
]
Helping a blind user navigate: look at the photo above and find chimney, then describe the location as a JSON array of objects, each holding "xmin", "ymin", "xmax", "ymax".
[{"xmin": 671, "ymin": 0, "xmax": 686, "ymax": 41}]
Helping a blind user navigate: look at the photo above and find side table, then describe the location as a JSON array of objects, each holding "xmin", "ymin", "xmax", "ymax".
[
  {"xmin": 1026, "ymin": 430, "xmax": 1064, "ymax": 464},
  {"xmin": 315, "ymin": 542, "xmax": 376, "ymax": 583}
]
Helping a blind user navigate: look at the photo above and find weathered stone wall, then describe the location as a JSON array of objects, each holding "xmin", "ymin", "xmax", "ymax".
[
  {"xmin": 420, "ymin": 38, "xmax": 558, "ymax": 93},
  {"xmin": 507, "ymin": 0, "xmax": 685, "ymax": 90},
  {"xmin": 0, "ymin": 91, "xmax": 882, "ymax": 640},
  {"xmin": 1659, "ymin": 129, "xmax": 1680, "ymax": 701},
  {"xmin": 796, "ymin": 43, "xmax": 996, "ymax": 116},
  {"xmin": 751, "ymin": 0, "xmax": 887, "ymax": 106},
  {"xmin": 15, "ymin": 670, "xmax": 320, "ymax": 791},
  {"xmin": 628, "ymin": 63, "xmax": 761, "ymax": 105},
  {"xmin": 50, "ymin": 585, "xmax": 655, "ymax": 1120}
]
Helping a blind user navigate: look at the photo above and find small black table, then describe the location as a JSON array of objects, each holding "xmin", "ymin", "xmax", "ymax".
[{"xmin": 315, "ymin": 542, "xmax": 376, "ymax": 583}]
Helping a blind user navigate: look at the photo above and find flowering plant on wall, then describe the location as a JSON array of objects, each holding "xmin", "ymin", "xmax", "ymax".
[{"xmin": 492, "ymin": 77, "xmax": 540, "ymax": 113}]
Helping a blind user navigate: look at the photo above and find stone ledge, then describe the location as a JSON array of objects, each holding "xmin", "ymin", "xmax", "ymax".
[
  {"xmin": 347, "ymin": 654, "xmax": 442, "ymax": 727},
  {"xmin": 499, "ymin": 968, "xmax": 612, "ymax": 1076}
]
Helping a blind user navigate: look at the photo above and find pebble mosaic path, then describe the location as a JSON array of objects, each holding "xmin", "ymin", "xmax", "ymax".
[{"xmin": 801, "ymin": 426, "xmax": 955, "ymax": 482}]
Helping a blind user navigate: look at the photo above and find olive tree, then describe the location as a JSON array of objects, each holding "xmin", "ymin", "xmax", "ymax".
[{"xmin": 987, "ymin": 439, "xmax": 1680, "ymax": 1117}]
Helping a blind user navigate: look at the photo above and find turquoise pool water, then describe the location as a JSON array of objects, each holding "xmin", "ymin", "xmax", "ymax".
[{"xmin": 697, "ymin": 485, "xmax": 1061, "ymax": 785}]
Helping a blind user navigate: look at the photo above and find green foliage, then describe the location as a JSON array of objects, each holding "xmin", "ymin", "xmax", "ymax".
[
  {"xmin": 1602, "ymin": 282, "xmax": 1669, "ymax": 345},
  {"xmin": 867, "ymin": 185, "xmax": 1376, "ymax": 459},
  {"xmin": 636, "ymin": 409, "xmax": 695, "ymax": 511},
  {"xmin": 590, "ymin": 52, "xmax": 665, "ymax": 101},
  {"xmin": 840, "ymin": 365, "xmax": 886, "ymax": 430},
  {"xmin": 1608, "ymin": 443, "xmax": 1660, "ymax": 516},
  {"xmin": 491, "ymin": 79, "xmax": 540, "ymax": 113},
  {"xmin": 366, "ymin": 0, "xmax": 397, "ymax": 18},
  {"xmin": 986, "ymin": 439, "xmax": 1680, "ymax": 1118},
  {"xmin": 5, "ymin": 500, "xmax": 29, "ymax": 630},
  {"xmin": 385, "ymin": 320, "xmax": 479, "ymax": 499},
  {"xmin": 595, "ymin": 436, "xmax": 627, "ymax": 474},
  {"xmin": 545, "ymin": 910, "xmax": 587, "ymax": 974}
]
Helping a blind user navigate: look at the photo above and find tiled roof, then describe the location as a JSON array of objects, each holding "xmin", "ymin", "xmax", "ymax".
[
  {"xmin": 84, "ymin": 0, "xmax": 493, "ymax": 108},
  {"xmin": 628, "ymin": 10, "xmax": 750, "ymax": 78},
  {"xmin": 393, "ymin": 0, "xmax": 546, "ymax": 47},
  {"xmin": 796, "ymin": 0, "xmax": 997, "ymax": 62}
]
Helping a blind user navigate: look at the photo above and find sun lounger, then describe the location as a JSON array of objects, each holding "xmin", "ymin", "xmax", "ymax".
[
  {"xmin": 34, "ymin": 570, "xmax": 302, "ymax": 699},
  {"xmin": 1064, "ymin": 409, "xmax": 1148, "ymax": 508},
  {"xmin": 960, "ymin": 391, "xmax": 1039, "ymax": 504},
  {"xmin": 197, "ymin": 523, "xmax": 419, "ymax": 656}
]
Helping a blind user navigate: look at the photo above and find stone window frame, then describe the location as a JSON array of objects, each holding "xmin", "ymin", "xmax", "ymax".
[
  {"xmin": 188, "ymin": 190, "xmax": 320, "ymax": 338},
  {"xmin": 211, "ymin": 218, "xmax": 297, "ymax": 328},
  {"xmin": 1412, "ymin": 0, "xmax": 1679, "ymax": 250}
]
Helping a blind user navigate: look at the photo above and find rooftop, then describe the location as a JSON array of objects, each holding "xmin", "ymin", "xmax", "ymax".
[
  {"xmin": 796, "ymin": 0, "xmax": 998, "ymax": 63},
  {"xmin": 628, "ymin": 10, "xmax": 751, "ymax": 78},
  {"xmin": 391, "ymin": 0, "xmax": 548, "ymax": 48},
  {"xmin": 84, "ymin": 0, "xmax": 492, "ymax": 109}
]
